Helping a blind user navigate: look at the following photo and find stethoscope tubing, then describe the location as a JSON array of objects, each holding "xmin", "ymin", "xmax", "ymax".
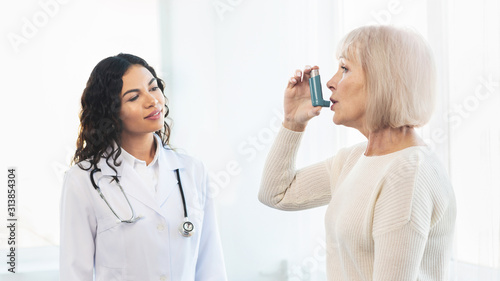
[
  {"xmin": 90, "ymin": 168, "xmax": 140, "ymax": 223},
  {"xmin": 175, "ymin": 169, "xmax": 188, "ymax": 219},
  {"xmin": 89, "ymin": 167, "xmax": 193, "ymax": 236}
]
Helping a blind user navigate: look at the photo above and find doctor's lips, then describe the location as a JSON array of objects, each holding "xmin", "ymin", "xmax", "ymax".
[{"xmin": 145, "ymin": 108, "xmax": 162, "ymax": 120}]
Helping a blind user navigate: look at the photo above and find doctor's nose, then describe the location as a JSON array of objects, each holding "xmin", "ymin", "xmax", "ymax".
[{"xmin": 146, "ymin": 95, "xmax": 159, "ymax": 107}]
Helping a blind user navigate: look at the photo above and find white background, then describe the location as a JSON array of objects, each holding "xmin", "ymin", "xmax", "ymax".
[{"xmin": 0, "ymin": 0, "xmax": 499, "ymax": 280}]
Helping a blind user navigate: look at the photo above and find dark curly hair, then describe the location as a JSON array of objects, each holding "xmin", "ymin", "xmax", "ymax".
[{"xmin": 72, "ymin": 53, "xmax": 171, "ymax": 174}]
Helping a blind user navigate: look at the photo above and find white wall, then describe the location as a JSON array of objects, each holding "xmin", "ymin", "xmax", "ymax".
[{"xmin": 1, "ymin": 0, "xmax": 499, "ymax": 280}]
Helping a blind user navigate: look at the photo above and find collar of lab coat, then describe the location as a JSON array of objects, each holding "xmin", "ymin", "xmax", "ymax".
[
  {"xmin": 119, "ymin": 133, "xmax": 161, "ymax": 170},
  {"xmin": 97, "ymin": 134, "xmax": 184, "ymax": 218},
  {"xmin": 99, "ymin": 134, "xmax": 183, "ymax": 177}
]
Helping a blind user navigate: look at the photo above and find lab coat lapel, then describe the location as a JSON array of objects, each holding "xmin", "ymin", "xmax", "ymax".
[
  {"xmin": 98, "ymin": 156, "xmax": 163, "ymax": 216},
  {"xmin": 97, "ymin": 146, "xmax": 184, "ymax": 219},
  {"xmin": 118, "ymin": 164, "xmax": 163, "ymax": 215},
  {"xmin": 156, "ymin": 148, "xmax": 183, "ymax": 209}
]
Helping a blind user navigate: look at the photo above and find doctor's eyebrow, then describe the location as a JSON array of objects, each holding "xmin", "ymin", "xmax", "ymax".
[{"xmin": 122, "ymin": 78, "xmax": 157, "ymax": 97}]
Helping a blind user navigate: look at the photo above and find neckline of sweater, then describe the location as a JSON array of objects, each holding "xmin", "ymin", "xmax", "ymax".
[{"xmin": 361, "ymin": 144, "xmax": 428, "ymax": 159}]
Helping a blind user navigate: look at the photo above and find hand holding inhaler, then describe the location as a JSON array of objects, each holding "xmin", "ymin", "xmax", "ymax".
[{"xmin": 283, "ymin": 66, "xmax": 329, "ymax": 132}]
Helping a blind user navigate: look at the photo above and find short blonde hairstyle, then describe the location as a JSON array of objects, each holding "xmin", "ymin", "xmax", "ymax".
[{"xmin": 336, "ymin": 25, "xmax": 436, "ymax": 132}]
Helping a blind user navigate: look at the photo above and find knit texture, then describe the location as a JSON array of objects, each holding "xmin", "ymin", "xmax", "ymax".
[{"xmin": 259, "ymin": 126, "xmax": 456, "ymax": 281}]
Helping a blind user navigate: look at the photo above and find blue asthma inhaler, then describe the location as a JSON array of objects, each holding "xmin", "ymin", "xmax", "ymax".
[{"xmin": 309, "ymin": 69, "xmax": 330, "ymax": 107}]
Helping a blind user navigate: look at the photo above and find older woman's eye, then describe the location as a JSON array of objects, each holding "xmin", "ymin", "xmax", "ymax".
[{"xmin": 341, "ymin": 66, "xmax": 348, "ymax": 73}]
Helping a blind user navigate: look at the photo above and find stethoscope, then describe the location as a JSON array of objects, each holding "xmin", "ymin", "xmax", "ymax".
[{"xmin": 90, "ymin": 167, "xmax": 194, "ymax": 237}]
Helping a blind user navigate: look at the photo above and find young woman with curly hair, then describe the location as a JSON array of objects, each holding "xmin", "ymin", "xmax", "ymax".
[{"xmin": 60, "ymin": 53, "xmax": 227, "ymax": 281}]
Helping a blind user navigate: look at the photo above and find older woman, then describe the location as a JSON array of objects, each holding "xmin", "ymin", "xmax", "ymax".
[{"xmin": 259, "ymin": 25, "xmax": 456, "ymax": 281}]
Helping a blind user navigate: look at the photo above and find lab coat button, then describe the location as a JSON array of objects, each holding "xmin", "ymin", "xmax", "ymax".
[
  {"xmin": 157, "ymin": 224, "xmax": 165, "ymax": 232},
  {"xmin": 160, "ymin": 275, "xmax": 167, "ymax": 281}
]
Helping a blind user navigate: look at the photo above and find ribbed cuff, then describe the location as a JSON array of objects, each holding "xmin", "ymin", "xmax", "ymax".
[{"xmin": 276, "ymin": 124, "xmax": 304, "ymax": 145}]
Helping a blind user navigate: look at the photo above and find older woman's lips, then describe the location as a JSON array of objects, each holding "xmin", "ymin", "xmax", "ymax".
[{"xmin": 330, "ymin": 99, "xmax": 338, "ymax": 111}]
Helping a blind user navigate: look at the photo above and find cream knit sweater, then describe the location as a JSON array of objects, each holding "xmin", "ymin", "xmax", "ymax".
[{"xmin": 259, "ymin": 126, "xmax": 456, "ymax": 281}]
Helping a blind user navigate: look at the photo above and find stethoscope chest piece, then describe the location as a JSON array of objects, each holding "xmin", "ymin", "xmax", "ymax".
[{"xmin": 179, "ymin": 219, "xmax": 194, "ymax": 237}]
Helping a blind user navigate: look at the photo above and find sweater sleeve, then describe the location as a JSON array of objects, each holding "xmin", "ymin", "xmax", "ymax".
[{"xmin": 258, "ymin": 125, "xmax": 335, "ymax": 211}]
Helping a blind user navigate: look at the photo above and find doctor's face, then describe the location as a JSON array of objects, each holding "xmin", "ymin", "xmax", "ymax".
[{"xmin": 119, "ymin": 64, "xmax": 165, "ymax": 139}]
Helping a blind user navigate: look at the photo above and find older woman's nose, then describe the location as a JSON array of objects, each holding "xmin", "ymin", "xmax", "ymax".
[{"xmin": 327, "ymin": 75, "xmax": 337, "ymax": 92}]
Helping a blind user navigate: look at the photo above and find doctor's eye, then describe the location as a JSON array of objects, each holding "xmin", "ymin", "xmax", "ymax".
[
  {"xmin": 150, "ymin": 86, "xmax": 159, "ymax": 92},
  {"xmin": 129, "ymin": 95, "xmax": 139, "ymax": 102}
]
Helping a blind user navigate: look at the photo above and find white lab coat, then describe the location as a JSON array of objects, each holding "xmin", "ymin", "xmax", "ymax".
[{"xmin": 60, "ymin": 145, "xmax": 227, "ymax": 281}]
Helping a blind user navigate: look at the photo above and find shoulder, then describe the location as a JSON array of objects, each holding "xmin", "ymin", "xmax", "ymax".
[
  {"xmin": 331, "ymin": 141, "xmax": 366, "ymax": 162},
  {"xmin": 161, "ymin": 147, "xmax": 213, "ymax": 203},
  {"xmin": 374, "ymin": 146, "xmax": 455, "ymax": 235},
  {"xmin": 344, "ymin": 142, "xmax": 367, "ymax": 160},
  {"xmin": 408, "ymin": 148, "xmax": 455, "ymax": 220},
  {"xmin": 161, "ymin": 147, "xmax": 206, "ymax": 172},
  {"xmin": 160, "ymin": 147, "xmax": 209, "ymax": 189},
  {"xmin": 383, "ymin": 146, "xmax": 454, "ymax": 202},
  {"xmin": 63, "ymin": 161, "xmax": 93, "ymax": 184},
  {"xmin": 329, "ymin": 141, "xmax": 367, "ymax": 171},
  {"xmin": 61, "ymin": 161, "xmax": 95, "ymax": 207},
  {"xmin": 177, "ymin": 151, "xmax": 205, "ymax": 170},
  {"xmin": 386, "ymin": 146, "xmax": 452, "ymax": 191}
]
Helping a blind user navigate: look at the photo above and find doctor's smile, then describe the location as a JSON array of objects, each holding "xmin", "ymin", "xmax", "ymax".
[{"xmin": 145, "ymin": 108, "xmax": 163, "ymax": 120}]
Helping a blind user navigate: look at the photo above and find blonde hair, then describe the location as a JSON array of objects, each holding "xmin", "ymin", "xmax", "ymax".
[{"xmin": 336, "ymin": 25, "xmax": 436, "ymax": 132}]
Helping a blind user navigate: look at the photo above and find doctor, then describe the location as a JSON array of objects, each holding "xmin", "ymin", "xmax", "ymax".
[{"xmin": 60, "ymin": 53, "xmax": 227, "ymax": 281}]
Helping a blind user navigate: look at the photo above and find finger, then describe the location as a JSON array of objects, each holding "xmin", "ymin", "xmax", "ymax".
[
  {"xmin": 294, "ymin": 69, "xmax": 302, "ymax": 81},
  {"xmin": 303, "ymin": 65, "xmax": 319, "ymax": 79},
  {"xmin": 304, "ymin": 65, "xmax": 312, "ymax": 74},
  {"xmin": 308, "ymin": 107, "xmax": 322, "ymax": 118},
  {"xmin": 287, "ymin": 77, "xmax": 298, "ymax": 89}
]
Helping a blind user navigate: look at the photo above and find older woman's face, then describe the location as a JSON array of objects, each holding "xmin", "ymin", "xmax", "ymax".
[{"xmin": 326, "ymin": 57, "xmax": 367, "ymax": 130}]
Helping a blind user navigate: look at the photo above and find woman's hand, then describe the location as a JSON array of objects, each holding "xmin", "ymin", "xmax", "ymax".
[{"xmin": 283, "ymin": 65, "xmax": 322, "ymax": 132}]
